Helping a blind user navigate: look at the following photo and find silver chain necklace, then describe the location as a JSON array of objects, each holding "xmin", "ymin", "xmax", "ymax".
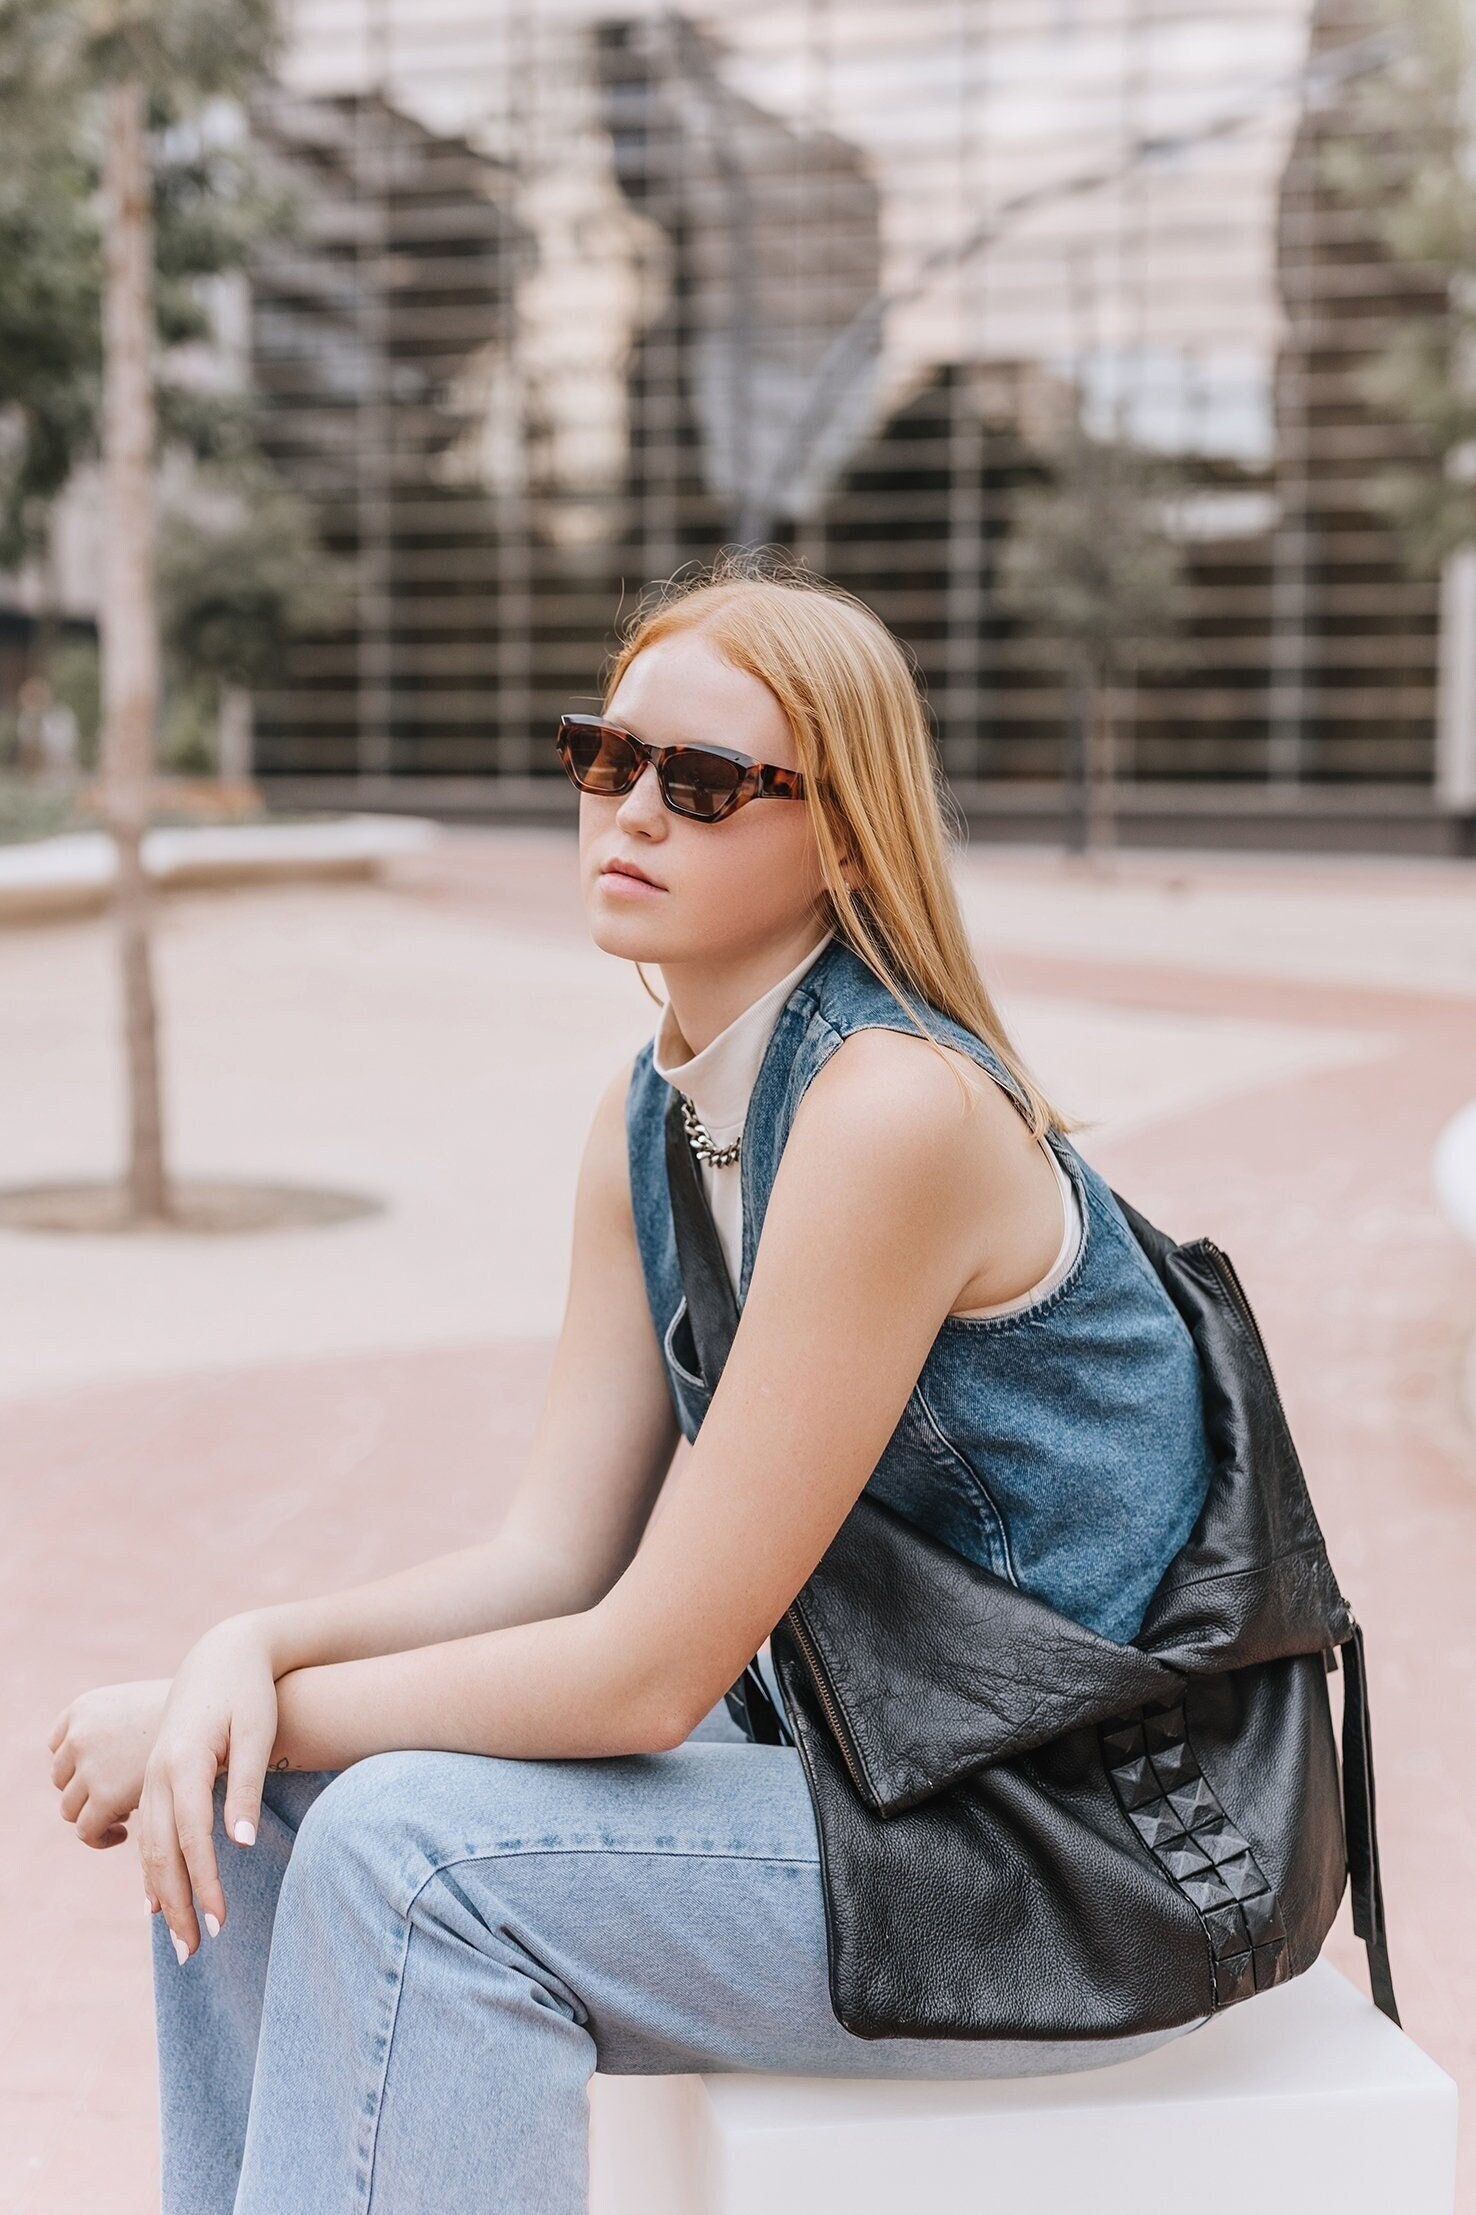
[{"xmin": 678, "ymin": 1092, "xmax": 742, "ymax": 1168}]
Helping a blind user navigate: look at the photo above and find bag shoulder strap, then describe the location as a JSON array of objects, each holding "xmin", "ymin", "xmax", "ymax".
[
  {"xmin": 664, "ymin": 1089, "xmax": 740, "ymax": 1381},
  {"xmin": 663, "ymin": 1090, "xmax": 791, "ymax": 1748}
]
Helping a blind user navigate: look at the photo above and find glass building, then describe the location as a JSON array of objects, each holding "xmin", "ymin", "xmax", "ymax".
[{"xmin": 249, "ymin": 0, "xmax": 1473, "ymax": 851}]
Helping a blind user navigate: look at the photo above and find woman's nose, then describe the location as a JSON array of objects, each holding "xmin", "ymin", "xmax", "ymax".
[{"xmin": 614, "ymin": 758, "xmax": 667, "ymax": 832}]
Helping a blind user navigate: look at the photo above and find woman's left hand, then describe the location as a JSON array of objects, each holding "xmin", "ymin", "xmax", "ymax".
[{"xmin": 136, "ymin": 1615, "xmax": 281, "ymax": 1960}]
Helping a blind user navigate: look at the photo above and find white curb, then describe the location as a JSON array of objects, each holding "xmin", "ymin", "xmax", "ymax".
[{"xmin": 0, "ymin": 815, "xmax": 442, "ymax": 922}]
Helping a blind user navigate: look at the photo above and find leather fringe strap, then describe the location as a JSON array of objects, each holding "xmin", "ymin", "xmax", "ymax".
[
  {"xmin": 1339, "ymin": 1621, "xmax": 1400, "ymax": 2024},
  {"xmin": 726, "ymin": 1663, "xmax": 792, "ymax": 1747}
]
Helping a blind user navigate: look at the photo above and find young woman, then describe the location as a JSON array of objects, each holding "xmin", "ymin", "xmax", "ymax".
[{"xmin": 48, "ymin": 559, "xmax": 1217, "ymax": 2213}]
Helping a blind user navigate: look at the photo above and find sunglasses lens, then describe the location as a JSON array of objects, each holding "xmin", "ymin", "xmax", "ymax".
[
  {"xmin": 663, "ymin": 749, "xmax": 746, "ymax": 820},
  {"xmin": 559, "ymin": 722, "xmax": 637, "ymax": 793}
]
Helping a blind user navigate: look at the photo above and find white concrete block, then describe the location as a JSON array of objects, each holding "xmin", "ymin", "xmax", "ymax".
[
  {"xmin": 1435, "ymin": 1099, "xmax": 1476, "ymax": 1246},
  {"xmin": 590, "ymin": 2073, "xmax": 706, "ymax": 2215},
  {"xmin": 589, "ymin": 1963, "xmax": 1457, "ymax": 2215}
]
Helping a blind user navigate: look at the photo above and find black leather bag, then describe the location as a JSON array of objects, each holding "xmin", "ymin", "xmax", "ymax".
[{"xmin": 664, "ymin": 1091, "xmax": 1399, "ymax": 2042}]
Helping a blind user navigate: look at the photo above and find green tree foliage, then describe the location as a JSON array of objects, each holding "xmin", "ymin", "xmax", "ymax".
[
  {"xmin": 0, "ymin": 0, "xmax": 291, "ymax": 561},
  {"xmin": 996, "ymin": 422, "xmax": 1188, "ymax": 678},
  {"xmin": 1321, "ymin": 0, "xmax": 1476, "ymax": 571},
  {"xmin": 0, "ymin": 30, "xmax": 100, "ymax": 562},
  {"xmin": 995, "ymin": 421, "xmax": 1189, "ymax": 853},
  {"xmin": 24, "ymin": 0, "xmax": 282, "ymax": 107},
  {"xmin": 158, "ymin": 462, "xmax": 347, "ymax": 697},
  {"xmin": 0, "ymin": 170, "xmax": 99, "ymax": 566}
]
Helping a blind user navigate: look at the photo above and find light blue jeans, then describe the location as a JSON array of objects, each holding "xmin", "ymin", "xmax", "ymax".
[{"xmin": 150, "ymin": 1701, "xmax": 1203, "ymax": 2213}]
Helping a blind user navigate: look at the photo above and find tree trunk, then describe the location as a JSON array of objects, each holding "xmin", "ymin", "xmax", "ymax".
[
  {"xmin": 1084, "ymin": 670, "xmax": 1118, "ymax": 858},
  {"xmin": 1064, "ymin": 665, "xmax": 1090, "ymax": 855},
  {"xmin": 217, "ymin": 684, "xmax": 254, "ymax": 785},
  {"xmin": 100, "ymin": 77, "xmax": 170, "ymax": 1224}
]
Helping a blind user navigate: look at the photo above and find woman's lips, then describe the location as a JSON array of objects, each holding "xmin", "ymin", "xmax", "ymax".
[{"xmin": 600, "ymin": 865, "xmax": 666, "ymax": 895}]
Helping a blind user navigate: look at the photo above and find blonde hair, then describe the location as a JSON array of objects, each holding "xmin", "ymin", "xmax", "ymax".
[{"xmin": 600, "ymin": 550, "xmax": 1070, "ymax": 1139}]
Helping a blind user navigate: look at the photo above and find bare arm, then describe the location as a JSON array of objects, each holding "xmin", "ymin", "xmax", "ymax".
[
  {"xmin": 265, "ymin": 1028, "xmax": 994, "ymax": 1767},
  {"xmin": 246, "ymin": 1052, "xmax": 682, "ymax": 1676}
]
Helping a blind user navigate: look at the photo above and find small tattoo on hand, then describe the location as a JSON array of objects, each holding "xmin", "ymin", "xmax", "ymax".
[{"xmin": 270, "ymin": 1756, "xmax": 292, "ymax": 1772}]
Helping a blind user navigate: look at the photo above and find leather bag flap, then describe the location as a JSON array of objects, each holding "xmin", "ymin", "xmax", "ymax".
[{"xmin": 777, "ymin": 1495, "xmax": 1185, "ymax": 1816}]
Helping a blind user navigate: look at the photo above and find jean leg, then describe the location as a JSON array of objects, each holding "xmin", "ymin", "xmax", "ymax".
[
  {"xmin": 235, "ymin": 1750, "xmax": 606, "ymax": 2215},
  {"xmin": 150, "ymin": 1765, "xmax": 341, "ymax": 2215},
  {"xmin": 152, "ymin": 1708, "xmax": 741, "ymax": 2209},
  {"xmin": 230, "ymin": 1739, "xmax": 1202, "ymax": 2215}
]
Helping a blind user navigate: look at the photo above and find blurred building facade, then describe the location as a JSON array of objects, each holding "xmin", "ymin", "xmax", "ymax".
[{"xmin": 244, "ymin": 0, "xmax": 1471, "ymax": 850}]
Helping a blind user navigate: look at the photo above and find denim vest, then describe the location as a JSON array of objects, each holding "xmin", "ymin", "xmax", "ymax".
[{"xmin": 625, "ymin": 935, "xmax": 1215, "ymax": 1645}]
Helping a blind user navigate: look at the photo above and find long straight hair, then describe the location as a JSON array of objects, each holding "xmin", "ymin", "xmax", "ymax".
[{"xmin": 600, "ymin": 552, "xmax": 1071, "ymax": 1138}]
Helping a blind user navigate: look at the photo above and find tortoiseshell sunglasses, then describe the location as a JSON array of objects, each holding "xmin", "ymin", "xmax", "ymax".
[{"xmin": 555, "ymin": 713, "xmax": 807, "ymax": 824}]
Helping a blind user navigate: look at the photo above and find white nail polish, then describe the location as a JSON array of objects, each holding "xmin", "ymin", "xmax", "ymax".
[
  {"xmin": 204, "ymin": 1911, "xmax": 220, "ymax": 1938},
  {"xmin": 171, "ymin": 1931, "xmax": 188, "ymax": 1965},
  {"xmin": 233, "ymin": 1818, "xmax": 256, "ymax": 1846}
]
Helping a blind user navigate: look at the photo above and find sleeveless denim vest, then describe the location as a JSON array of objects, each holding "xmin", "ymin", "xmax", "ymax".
[{"xmin": 625, "ymin": 935, "xmax": 1215, "ymax": 1645}]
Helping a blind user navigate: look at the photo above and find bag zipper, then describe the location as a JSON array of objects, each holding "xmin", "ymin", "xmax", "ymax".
[
  {"xmin": 1198, "ymin": 1238, "xmax": 1287, "ymax": 1408},
  {"xmin": 783, "ymin": 1600, "xmax": 873, "ymax": 1802},
  {"xmin": 1200, "ymin": 1237, "xmax": 1352, "ymax": 1654}
]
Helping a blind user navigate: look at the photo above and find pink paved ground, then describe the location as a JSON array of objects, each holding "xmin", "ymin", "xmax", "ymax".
[{"xmin": 4, "ymin": 844, "xmax": 1473, "ymax": 2211}]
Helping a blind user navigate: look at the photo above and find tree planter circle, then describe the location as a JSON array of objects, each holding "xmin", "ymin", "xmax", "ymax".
[{"xmin": 0, "ymin": 1179, "xmax": 382, "ymax": 1237}]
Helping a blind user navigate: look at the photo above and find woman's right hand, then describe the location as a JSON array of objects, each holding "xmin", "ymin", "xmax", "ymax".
[
  {"xmin": 47, "ymin": 1677, "xmax": 173, "ymax": 1848},
  {"xmin": 136, "ymin": 1614, "xmax": 282, "ymax": 1958}
]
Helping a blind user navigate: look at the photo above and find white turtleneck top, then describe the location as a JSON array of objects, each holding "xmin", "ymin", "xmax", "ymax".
[{"xmin": 652, "ymin": 927, "xmax": 1082, "ymax": 1317}]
